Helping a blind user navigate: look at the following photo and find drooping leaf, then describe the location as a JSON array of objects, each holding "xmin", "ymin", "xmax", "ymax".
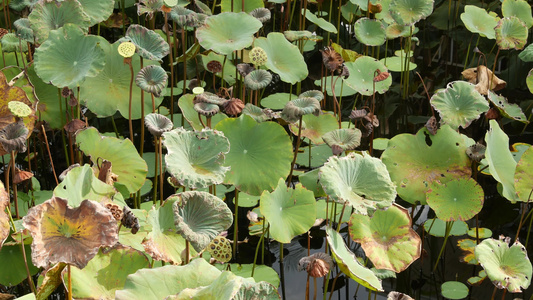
[
  {"xmin": 77, "ymin": 0, "xmax": 114, "ymax": 27},
  {"xmin": 487, "ymin": 91, "xmax": 528, "ymax": 124},
  {"xmin": 303, "ymin": 10, "xmax": 337, "ymax": 33},
  {"xmin": 119, "ymin": 25, "xmax": 170, "ymax": 61}
]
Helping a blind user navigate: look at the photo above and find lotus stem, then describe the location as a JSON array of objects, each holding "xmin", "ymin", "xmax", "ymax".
[
  {"xmin": 18, "ymin": 38, "xmax": 26, "ymax": 69},
  {"xmin": 127, "ymin": 59, "xmax": 134, "ymax": 142},
  {"xmin": 181, "ymin": 28, "xmax": 187, "ymax": 93},
  {"xmin": 67, "ymin": 264, "xmax": 72, "ymax": 300},
  {"xmin": 515, "ymin": 198, "xmax": 531, "ymax": 243},
  {"xmin": 336, "ymin": 202, "xmax": 347, "ymax": 232},
  {"xmin": 490, "ymin": 48, "xmax": 501, "ymax": 91},
  {"xmin": 139, "ymin": 58, "xmax": 146, "ymax": 157},
  {"xmin": 158, "ymin": 136, "xmax": 164, "ymax": 205},
  {"xmin": 251, "ymin": 226, "xmax": 266, "ymax": 277},
  {"xmin": 164, "ymin": 12, "xmax": 175, "ymax": 121},
  {"xmin": 11, "ymin": 151, "xmax": 19, "ymax": 219},
  {"xmin": 221, "ymin": 55, "xmax": 227, "ymax": 88},
  {"xmin": 326, "ymin": 0, "xmax": 333, "ymax": 42},
  {"xmin": 185, "ymin": 240, "xmax": 190, "ymax": 264},
  {"xmin": 279, "ymin": 242, "xmax": 286, "ymax": 299},
  {"xmin": 432, "ymin": 221, "xmax": 452, "ymax": 272},
  {"xmin": 331, "ymin": 74, "xmax": 342, "ymax": 128},
  {"xmin": 328, "ymin": 272, "xmax": 342, "ymax": 300},
  {"xmin": 305, "ymin": 273, "xmax": 310, "ymax": 300},
  {"xmin": 233, "ymin": 189, "xmax": 239, "ymax": 259},
  {"xmin": 153, "ymin": 138, "xmax": 158, "ymax": 204},
  {"xmin": 287, "ymin": 115, "xmax": 303, "ymax": 187},
  {"xmin": 20, "ymin": 231, "xmax": 36, "ymax": 294},
  {"xmin": 42, "ymin": 124, "xmax": 59, "ymax": 186}
]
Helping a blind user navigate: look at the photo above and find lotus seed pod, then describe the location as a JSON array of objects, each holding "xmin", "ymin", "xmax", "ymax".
[
  {"xmin": 8, "ymin": 101, "xmax": 32, "ymax": 118},
  {"xmin": 206, "ymin": 60, "xmax": 223, "ymax": 73},
  {"xmin": 249, "ymin": 47, "xmax": 268, "ymax": 67},
  {"xmin": 118, "ymin": 41, "xmax": 136, "ymax": 58},
  {"xmin": 207, "ymin": 236, "xmax": 232, "ymax": 263},
  {"xmin": 320, "ymin": 46, "xmax": 344, "ymax": 72},
  {"xmin": 466, "ymin": 143, "xmax": 486, "ymax": 162}
]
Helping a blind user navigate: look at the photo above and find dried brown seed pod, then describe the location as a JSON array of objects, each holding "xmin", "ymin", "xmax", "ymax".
[
  {"xmin": 368, "ymin": 2, "xmax": 382, "ymax": 14},
  {"xmin": 206, "ymin": 60, "xmax": 223, "ymax": 73},
  {"xmin": 425, "ymin": 116, "xmax": 438, "ymax": 135},
  {"xmin": 466, "ymin": 143, "xmax": 486, "ymax": 162},
  {"xmin": 105, "ymin": 203, "xmax": 123, "ymax": 221},
  {"xmin": 223, "ymin": 98, "xmax": 245, "ymax": 116},
  {"xmin": 298, "ymin": 252, "xmax": 334, "ymax": 278},
  {"xmin": 61, "ymin": 87, "xmax": 71, "ymax": 98},
  {"xmin": 121, "ymin": 206, "xmax": 140, "ymax": 234},
  {"xmin": 320, "ymin": 46, "xmax": 344, "ymax": 72}
]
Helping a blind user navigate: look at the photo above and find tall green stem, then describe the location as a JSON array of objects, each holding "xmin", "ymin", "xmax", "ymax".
[{"xmin": 287, "ymin": 115, "xmax": 303, "ymax": 186}]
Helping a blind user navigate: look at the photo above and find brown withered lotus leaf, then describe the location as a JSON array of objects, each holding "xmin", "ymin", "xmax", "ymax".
[
  {"xmin": 297, "ymin": 252, "xmax": 334, "ymax": 278},
  {"xmin": 486, "ymin": 107, "xmax": 501, "ymax": 120},
  {"xmin": 145, "ymin": 113, "xmax": 173, "ymax": 138},
  {"xmin": 0, "ymin": 28, "xmax": 8, "ymax": 39},
  {"xmin": 194, "ymin": 102, "xmax": 220, "ymax": 117},
  {"xmin": 387, "ymin": 291, "xmax": 414, "ymax": 300},
  {"xmin": 373, "ymin": 69, "xmax": 390, "ymax": 82},
  {"xmin": 0, "ymin": 121, "xmax": 29, "ymax": 153},
  {"xmin": 363, "ymin": 122, "xmax": 373, "ymax": 138},
  {"xmin": 0, "ymin": 182, "xmax": 9, "ymax": 250},
  {"xmin": 349, "ymin": 109, "xmax": 368, "ymax": 120},
  {"xmin": 462, "ymin": 65, "xmax": 506, "ymax": 95},
  {"xmin": 195, "ymin": 92, "xmax": 228, "ymax": 106},
  {"xmin": 206, "ymin": 60, "xmax": 223, "ymax": 73},
  {"xmin": 102, "ymin": 12, "xmax": 130, "ymax": 28},
  {"xmin": 425, "ymin": 116, "xmax": 438, "ymax": 135},
  {"xmin": 223, "ymin": 98, "xmax": 245, "ymax": 116},
  {"xmin": 13, "ymin": 169, "xmax": 33, "ymax": 184},
  {"xmin": 320, "ymin": 46, "xmax": 344, "ymax": 73},
  {"xmin": 0, "ymin": 293, "xmax": 15, "ymax": 300},
  {"xmin": 63, "ymin": 119, "xmax": 86, "ymax": 134},
  {"xmin": 280, "ymin": 97, "xmax": 321, "ymax": 123},
  {"xmin": 249, "ymin": 8, "xmax": 271, "ymax": 23},
  {"xmin": 22, "ymin": 197, "xmax": 118, "ymax": 269},
  {"xmin": 237, "ymin": 63, "xmax": 255, "ymax": 77}
]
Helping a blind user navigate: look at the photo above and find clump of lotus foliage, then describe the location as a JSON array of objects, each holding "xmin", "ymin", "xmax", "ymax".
[{"xmin": 1, "ymin": 0, "xmax": 533, "ymax": 299}]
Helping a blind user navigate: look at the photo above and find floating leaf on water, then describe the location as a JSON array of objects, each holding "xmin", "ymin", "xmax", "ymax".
[{"xmin": 441, "ymin": 281, "xmax": 469, "ymax": 299}]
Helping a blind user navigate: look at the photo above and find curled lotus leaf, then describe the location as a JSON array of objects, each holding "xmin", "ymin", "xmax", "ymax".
[
  {"xmin": 343, "ymin": 56, "xmax": 391, "ymax": 96},
  {"xmin": 0, "ymin": 182, "xmax": 8, "ymax": 250},
  {"xmin": 249, "ymin": 7, "xmax": 271, "ymax": 23},
  {"xmin": 0, "ymin": 121, "xmax": 29, "ymax": 153},
  {"xmin": 136, "ymin": 0, "xmax": 163, "ymax": 19},
  {"xmin": 388, "ymin": 292, "xmax": 414, "ymax": 300},
  {"xmin": 319, "ymin": 152, "xmax": 396, "ymax": 216},
  {"xmin": 495, "ymin": 17, "xmax": 528, "ymax": 50},
  {"xmin": 241, "ymin": 103, "xmax": 270, "ymax": 122},
  {"xmin": 135, "ymin": 65, "xmax": 168, "ymax": 97},
  {"xmin": 299, "ymin": 90, "xmax": 324, "ymax": 102},
  {"xmin": 349, "ymin": 204, "xmax": 421, "ymax": 272},
  {"xmin": 475, "ymin": 237, "xmax": 532, "ymax": 293},
  {"xmin": 145, "ymin": 113, "xmax": 173, "ymax": 137},
  {"xmin": 169, "ymin": 6, "xmax": 197, "ymax": 27},
  {"xmin": 244, "ymin": 69, "xmax": 272, "ymax": 90},
  {"xmin": 280, "ymin": 97, "xmax": 321, "ymax": 123},
  {"xmin": 34, "ymin": 24, "xmax": 106, "ymax": 88},
  {"xmin": 1, "ymin": 33, "xmax": 28, "ymax": 53},
  {"xmin": 194, "ymin": 102, "xmax": 220, "ymax": 117},
  {"xmin": 354, "ymin": 18, "xmax": 386, "ymax": 47},
  {"xmin": 196, "ymin": 12, "xmax": 262, "ymax": 56},
  {"xmin": 430, "ymin": 81, "xmax": 489, "ymax": 130},
  {"xmin": 322, "ymin": 128, "xmax": 362, "ymax": 151},
  {"xmin": 172, "ymin": 191, "xmax": 233, "ymax": 252},
  {"xmin": 195, "ymin": 92, "xmax": 228, "ymax": 106},
  {"xmin": 283, "ymin": 30, "xmax": 314, "ymax": 41},
  {"xmin": 426, "ymin": 178, "xmax": 484, "ymax": 222},
  {"xmin": 119, "ymin": 24, "xmax": 170, "ymax": 61},
  {"xmin": 288, "ymin": 113, "xmax": 339, "ymax": 144},
  {"xmin": 298, "ymin": 252, "xmax": 334, "ymax": 278},
  {"xmin": 460, "ymin": 5, "xmax": 499, "ymax": 39},
  {"xmin": 162, "ymin": 128, "xmax": 230, "ymax": 189},
  {"xmin": 22, "ymin": 197, "xmax": 118, "ymax": 269},
  {"xmin": 389, "ymin": 0, "xmax": 434, "ymax": 26},
  {"xmin": 13, "ymin": 18, "xmax": 34, "ymax": 43},
  {"xmin": 28, "ymin": 0, "xmax": 91, "ymax": 43},
  {"xmin": 487, "ymin": 90, "xmax": 528, "ymax": 124}
]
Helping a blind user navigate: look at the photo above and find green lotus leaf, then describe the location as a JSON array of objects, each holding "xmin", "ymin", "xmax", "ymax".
[
  {"xmin": 193, "ymin": 101, "xmax": 219, "ymax": 117},
  {"xmin": 314, "ymin": 76, "xmax": 357, "ymax": 97},
  {"xmin": 28, "ymin": 0, "xmax": 91, "ymax": 43},
  {"xmin": 487, "ymin": 90, "xmax": 528, "ymax": 124},
  {"xmin": 319, "ymin": 152, "xmax": 396, "ymax": 215},
  {"xmin": 382, "ymin": 125, "xmax": 473, "ymax": 204},
  {"xmin": 241, "ymin": 103, "xmax": 270, "ymax": 122},
  {"xmin": 441, "ymin": 281, "xmax": 469, "ymax": 299},
  {"xmin": 326, "ymin": 227, "xmax": 383, "ymax": 291},
  {"xmin": 303, "ymin": 9, "xmax": 337, "ymax": 33},
  {"xmin": 430, "ymin": 81, "xmax": 489, "ymax": 130},
  {"xmin": 250, "ymin": 8, "xmax": 272, "ymax": 24},
  {"xmin": 299, "ymin": 90, "xmax": 324, "ymax": 102},
  {"xmin": 460, "ymin": 5, "xmax": 498, "ymax": 39},
  {"xmin": 343, "ymin": 56, "xmax": 392, "ymax": 96},
  {"xmin": 322, "ymin": 128, "xmax": 362, "ymax": 151},
  {"xmin": 171, "ymin": 191, "xmax": 233, "ymax": 252},
  {"xmin": 260, "ymin": 179, "xmax": 316, "ymax": 244},
  {"xmin": 22, "ymin": 197, "xmax": 118, "ymax": 269},
  {"xmin": 215, "ymin": 115, "xmax": 293, "ymax": 196},
  {"xmin": 221, "ymin": 0, "xmax": 264, "ymax": 13},
  {"xmin": 296, "ymin": 143, "xmax": 334, "ymax": 168},
  {"xmin": 196, "ymin": 12, "xmax": 262, "ymax": 56},
  {"xmin": 423, "ymin": 218, "xmax": 468, "ymax": 237},
  {"xmin": 467, "ymin": 270, "xmax": 487, "ymax": 286},
  {"xmin": 299, "ymin": 169, "xmax": 326, "ymax": 198},
  {"xmin": 354, "ymin": 18, "xmax": 386, "ymax": 46},
  {"xmin": 260, "ymin": 93, "xmax": 297, "ymax": 110},
  {"xmin": 426, "ymin": 178, "xmax": 484, "ymax": 222},
  {"xmin": 25, "ymin": 65, "xmax": 64, "ymax": 129},
  {"xmin": 281, "ymin": 97, "xmax": 321, "ymax": 123},
  {"xmin": 389, "ymin": 0, "xmax": 434, "ymax": 26},
  {"xmin": 76, "ymin": 127, "xmax": 148, "ymax": 194},
  {"xmin": 519, "ymin": 44, "xmax": 533, "ymax": 62},
  {"xmin": 115, "ymin": 258, "xmax": 220, "ymax": 300},
  {"xmin": 53, "ymin": 164, "xmax": 117, "ymax": 207},
  {"xmin": 145, "ymin": 113, "xmax": 173, "ymax": 137},
  {"xmin": 119, "ymin": 25, "xmax": 170, "ymax": 61},
  {"xmin": 380, "ymin": 56, "xmax": 417, "ymax": 72},
  {"xmin": 288, "ymin": 113, "xmax": 338, "ymax": 145},
  {"xmin": 385, "ymin": 23, "xmax": 414, "ymax": 39},
  {"xmin": 64, "ymin": 245, "xmax": 149, "ymax": 299},
  {"xmin": 1, "ymin": 33, "xmax": 27, "ymax": 53},
  {"xmin": 283, "ymin": 30, "xmax": 314, "ymax": 41},
  {"xmin": 0, "ymin": 244, "xmax": 38, "ymax": 286},
  {"xmin": 10, "ymin": 0, "xmax": 38, "ymax": 11},
  {"xmin": 162, "ymin": 128, "xmax": 230, "ymax": 189},
  {"xmin": 80, "ymin": 40, "xmax": 163, "ymax": 119},
  {"xmin": 254, "ymin": 32, "xmax": 308, "ymax": 84},
  {"xmin": 468, "ymin": 227, "xmax": 492, "ymax": 239},
  {"xmin": 178, "ymin": 94, "xmax": 228, "ymax": 131},
  {"xmin": 214, "ymin": 263, "xmax": 280, "ymax": 287},
  {"xmin": 135, "ymin": 65, "xmax": 168, "ymax": 97},
  {"xmin": 495, "ymin": 17, "xmax": 528, "ymax": 50},
  {"xmin": 475, "ymin": 237, "xmax": 532, "ymax": 293},
  {"xmin": 349, "ymin": 204, "xmax": 421, "ymax": 272},
  {"xmin": 76, "ymin": 0, "xmax": 114, "ymax": 27},
  {"xmin": 485, "ymin": 120, "xmax": 519, "ymax": 202},
  {"xmin": 502, "ymin": 0, "xmax": 533, "ymax": 29},
  {"xmin": 244, "ymin": 69, "xmax": 272, "ymax": 90},
  {"xmin": 515, "ymin": 146, "xmax": 533, "ymax": 202},
  {"xmin": 169, "ymin": 6, "xmax": 198, "ymax": 27}
]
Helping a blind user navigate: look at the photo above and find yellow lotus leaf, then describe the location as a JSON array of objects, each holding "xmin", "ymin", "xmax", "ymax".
[{"xmin": 462, "ymin": 65, "xmax": 506, "ymax": 95}]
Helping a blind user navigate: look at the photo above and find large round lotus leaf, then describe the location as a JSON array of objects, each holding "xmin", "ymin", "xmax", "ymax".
[
  {"xmin": 178, "ymin": 94, "xmax": 228, "ymax": 131},
  {"xmin": 254, "ymin": 32, "xmax": 308, "ymax": 84},
  {"xmin": 515, "ymin": 146, "xmax": 533, "ymax": 202},
  {"xmin": 288, "ymin": 113, "xmax": 338, "ymax": 145},
  {"xmin": 441, "ymin": 281, "xmax": 469, "ymax": 299},
  {"xmin": 64, "ymin": 245, "xmax": 149, "ymax": 299},
  {"xmin": 77, "ymin": 0, "xmax": 114, "ymax": 27},
  {"xmin": 28, "ymin": 0, "xmax": 91, "ymax": 43},
  {"xmin": 162, "ymin": 128, "xmax": 230, "ymax": 189},
  {"xmin": 115, "ymin": 259, "xmax": 221, "ymax": 300},
  {"xmin": 502, "ymin": 0, "xmax": 533, "ymax": 29},
  {"xmin": 343, "ymin": 56, "xmax": 392, "ymax": 96},
  {"xmin": 354, "ymin": 18, "xmax": 386, "ymax": 46},
  {"xmin": 0, "ymin": 244, "xmax": 38, "ymax": 286},
  {"xmin": 76, "ymin": 127, "xmax": 148, "ymax": 194},
  {"xmin": 215, "ymin": 115, "xmax": 293, "ymax": 196},
  {"xmin": 326, "ymin": 227, "xmax": 383, "ymax": 291},
  {"xmin": 299, "ymin": 168, "xmax": 326, "ymax": 197},
  {"xmin": 34, "ymin": 24, "xmax": 105, "ymax": 88},
  {"xmin": 314, "ymin": 76, "xmax": 357, "ymax": 97},
  {"xmin": 487, "ymin": 90, "xmax": 528, "ymax": 124},
  {"xmin": 475, "ymin": 238, "xmax": 532, "ymax": 293},
  {"xmin": 460, "ymin": 5, "xmax": 498, "ymax": 39},
  {"xmin": 172, "ymin": 191, "xmax": 233, "ymax": 252},
  {"xmin": 214, "ymin": 263, "xmax": 280, "ymax": 287},
  {"xmin": 495, "ymin": 17, "xmax": 528, "ymax": 50},
  {"xmin": 118, "ymin": 25, "xmax": 170, "ymax": 61},
  {"xmin": 423, "ymin": 218, "xmax": 468, "ymax": 237},
  {"xmin": 25, "ymin": 65, "xmax": 63, "ymax": 129},
  {"xmin": 221, "ymin": 0, "xmax": 263, "ymax": 12},
  {"xmin": 430, "ymin": 81, "xmax": 489, "ymax": 130},
  {"xmin": 485, "ymin": 120, "xmax": 519, "ymax": 202},
  {"xmin": 260, "ymin": 179, "xmax": 316, "ymax": 244},
  {"xmin": 322, "ymin": 128, "xmax": 362, "ymax": 151},
  {"xmin": 380, "ymin": 56, "xmax": 417, "ymax": 72},
  {"xmin": 303, "ymin": 9, "xmax": 337, "ymax": 33},
  {"xmin": 196, "ymin": 12, "xmax": 262, "ymax": 56},
  {"xmin": 319, "ymin": 152, "xmax": 396, "ymax": 216},
  {"xmin": 80, "ymin": 40, "xmax": 162, "ymax": 119},
  {"xmin": 426, "ymin": 178, "xmax": 484, "ymax": 222},
  {"xmin": 22, "ymin": 197, "xmax": 118, "ymax": 269},
  {"xmin": 349, "ymin": 204, "xmax": 421, "ymax": 272},
  {"xmin": 389, "ymin": 0, "xmax": 434, "ymax": 26},
  {"xmin": 53, "ymin": 164, "xmax": 117, "ymax": 207},
  {"xmin": 381, "ymin": 125, "xmax": 473, "ymax": 204}
]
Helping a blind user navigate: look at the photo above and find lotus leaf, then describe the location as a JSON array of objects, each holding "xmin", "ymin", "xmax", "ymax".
[
  {"xmin": 426, "ymin": 178, "xmax": 484, "ymax": 222},
  {"xmin": 76, "ymin": 127, "xmax": 148, "ymax": 194},
  {"xmin": 195, "ymin": 92, "xmax": 228, "ymax": 106},
  {"xmin": 119, "ymin": 25, "xmax": 170, "ymax": 61},
  {"xmin": 296, "ymin": 143, "xmax": 334, "ymax": 168},
  {"xmin": 319, "ymin": 152, "xmax": 396, "ymax": 215},
  {"xmin": 281, "ymin": 97, "xmax": 321, "ymax": 123},
  {"xmin": 423, "ymin": 218, "xmax": 468, "ymax": 237},
  {"xmin": 178, "ymin": 94, "xmax": 228, "ymax": 131},
  {"xmin": 10, "ymin": 0, "xmax": 38, "ymax": 11},
  {"xmin": 162, "ymin": 128, "xmax": 230, "ymax": 189},
  {"xmin": 502, "ymin": 0, "xmax": 533, "ymax": 29},
  {"xmin": 22, "ymin": 197, "xmax": 118, "ymax": 269},
  {"xmin": 261, "ymin": 93, "xmax": 297, "ymax": 110},
  {"xmin": 34, "ymin": 24, "xmax": 105, "ymax": 88},
  {"xmin": 495, "ymin": 17, "xmax": 528, "ymax": 50},
  {"xmin": 244, "ymin": 69, "xmax": 272, "ymax": 90},
  {"xmin": 145, "ymin": 113, "xmax": 173, "ymax": 137},
  {"xmin": 221, "ymin": 0, "xmax": 264, "ymax": 13},
  {"xmin": 315, "ymin": 76, "xmax": 357, "ymax": 97},
  {"xmin": 287, "ymin": 113, "xmax": 338, "ymax": 145},
  {"xmin": 80, "ymin": 40, "xmax": 163, "ymax": 119},
  {"xmin": 322, "ymin": 128, "xmax": 362, "ymax": 151},
  {"xmin": 349, "ymin": 204, "xmax": 421, "ymax": 272},
  {"xmin": 458, "ymin": 238, "xmax": 478, "ymax": 264},
  {"xmin": 28, "ymin": 0, "xmax": 91, "ymax": 43},
  {"xmin": 385, "ymin": 23, "xmax": 414, "ymax": 39},
  {"xmin": 283, "ymin": 30, "xmax": 313, "ymax": 41},
  {"xmin": 343, "ymin": 56, "xmax": 392, "ymax": 96},
  {"xmin": 300, "ymin": 169, "xmax": 326, "ymax": 198},
  {"xmin": 0, "ymin": 244, "xmax": 38, "ymax": 286},
  {"xmin": 381, "ymin": 125, "xmax": 473, "ymax": 204},
  {"xmin": 214, "ymin": 263, "xmax": 280, "ymax": 287},
  {"xmin": 77, "ymin": 0, "xmax": 114, "ymax": 26},
  {"xmin": 354, "ymin": 18, "xmax": 386, "ymax": 46},
  {"xmin": 468, "ymin": 227, "xmax": 492, "ymax": 239},
  {"xmin": 1, "ymin": 33, "xmax": 27, "ymax": 53},
  {"xmin": 519, "ymin": 43, "xmax": 533, "ymax": 62},
  {"xmin": 64, "ymin": 245, "xmax": 149, "ymax": 299},
  {"xmin": 260, "ymin": 179, "xmax": 316, "ymax": 243},
  {"xmin": 25, "ymin": 65, "xmax": 64, "ymax": 129},
  {"xmin": 299, "ymin": 90, "xmax": 324, "ymax": 102},
  {"xmin": 303, "ymin": 9, "xmax": 337, "ymax": 33},
  {"xmin": 241, "ymin": 103, "xmax": 270, "ymax": 122},
  {"xmin": 487, "ymin": 91, "xmax": 528, "ymax": 124},
  {"xmin": 515, "ymin": 146, "xmax": 533, "ymax": 202},
  {"xmin": 135, "ymin": 65, "xmax": 168, "ymax": 97},
  {"xmin": 441, "ymin": 281, "xmax": 469, "ymax": 299},
  {"xmin": 460, "ymin": 5, "xmax": 498, "ymax": 39},
  {"xmin": 0, "ymin": 182, "xmax": 8, "ymax": 250},
  {"xmin": 326, "ymin": 227, "xmax": 383, "ymax": 291},
  {"xmin": 169, "ymin": 6, "xmax": 197, "ymax": 27},
  {"xmin": 196, "ymin": 12, "xmax": 262, "ymax": 56},
  {"xmin": 36, "ymin": 262, "xmax": 67, "ymax": 300},
  {"xmin": 215, "ymin": 115, "xmax": 293, "ymax": 196},
  {"xmin": 380, "ymin": 56, "xmax": 417, "ymax": 72},
  {"xmin": 249, "ymin": 8, "xmax": 271, "ymax": 23},
  {"xmin": 389, "ymin": 0, "xmax": 434, "ymax": 26},
  {"xmin": 430, "ymin": 81, "xmax": 489, "ymax": 130},
  {"xmin": 254, "ymin": 32, "xmax": 308, "ymax": 84},
  {"xmin": 475, "ymin": 237, "xmax": 532, "ymax": 292},
  {"xmin": 0, "ymin": 121, "xmax": 28, "ymax": 153},
  {"xmin": 462, "ymin": 65, "xmax": 506, "ymax": 95}
]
